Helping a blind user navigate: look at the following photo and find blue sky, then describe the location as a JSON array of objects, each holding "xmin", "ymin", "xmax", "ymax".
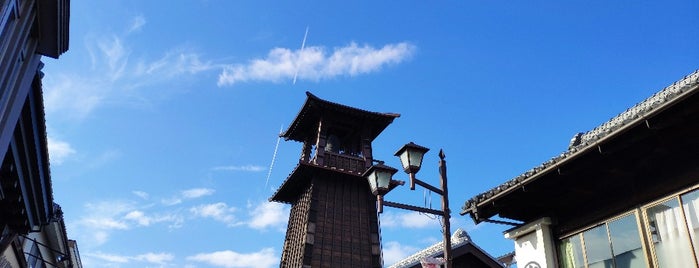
[{"xmin": 41, "ymin": 1, "xmax": 698, "ymax": 267}]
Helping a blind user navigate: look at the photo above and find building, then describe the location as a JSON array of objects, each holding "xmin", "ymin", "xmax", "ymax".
[
  {"xmin": 67, "ymin": 240, "xmax": 83, "ymax": 268},
  {"xmin": 461, "ymin": 70, "xmax": 699, "ymax": 267},
  {"xmin": 0, "ymin": 0, "xmax": 78, "ymax": 267},
  {"xmin": 271, "ymin": 91, "xmax": 400, "ymax": 267},
  {"xmin": 9, "ymin": 204, "xmax": 81, "ymax": 268},
  {"xmin": 389, "ymin": 228, "xmax": 505, "ymax": 268}
]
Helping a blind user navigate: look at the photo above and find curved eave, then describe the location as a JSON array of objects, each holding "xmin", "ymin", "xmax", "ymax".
[
  {"xmin": 270, "ymin": 161, "xmax": 368, "ymax": 204},
  {"xmin": 270, "ymin": 160, "xmax": 402, "ymax": 204},
  {"xmin": 280, "ymin": 91, "xmax": 400, "ymax": 143}
]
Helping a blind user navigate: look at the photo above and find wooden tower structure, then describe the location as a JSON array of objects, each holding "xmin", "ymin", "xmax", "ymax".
[{"xmin": 271, "ymin": 92, "xmax": 400, "ymax": 267}]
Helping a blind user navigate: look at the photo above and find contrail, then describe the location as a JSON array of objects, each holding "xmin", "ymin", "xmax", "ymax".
[
  {"xmin": 264, "ymin": 125, "xmax": 283, "ymax": 191},
  {"xmin": 293, "ymin": 26, "xmax": 309, "ymax": 85}
]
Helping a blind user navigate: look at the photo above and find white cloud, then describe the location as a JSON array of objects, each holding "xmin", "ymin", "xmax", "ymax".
[
  {"xmin": 46, "ymin": 18, "xmax": 414, "ymax": 120},
  {"xmin": 190, "ymin": 202, "xmax": 240, "ymax": 227},
  {"xmin": 182, "ymin": 188, "xmax": 215, "ymax": 199},
  {"xmin": 98, "ymin": 35, "xmax": 129, "ymax": 81},
  {"xmin": 212, "ymin": 164, "xmax": 266, "ymax": 172},
  {"xmin": 71, "ymin": 201, "xmax": 134, "ymax": 247},
  {"xmin": 85, "ymin": 149, "xmax": 122, "ymax": 170},
  {"xmin": 79, "ymin": 201, "xmax": 133, "ymax": 228},
  {"xmin": 124, "ymin": 209, "xmax": 184, "ymax": 228},
  {"xmin": 247, "ymin": 202, "xmax": 288, "ymax": 231},
  {"xmin": 217, "ymin": 42, "xmax": 415, "ymax": 86},
  {"xmin": 72, "ymin": 200, "xmax": 184, "ymax": 247},
  {"xmin": 380, "ymin": 211, "xmax": 440, "ymax": 229},
  {"xmin": 134, "ymin": 252, "xmax": 175, "ymax": 265},
  {"xmin": 85, "ymin": 251, "xmax": 174, "ymax": 266},
  {"xmin": 44, "ymin": 73, "xmax": 105, "ymax": 120},
  {"xmin": 132, "ymin": 190, "xmax": 149, "ymax": 199},
  {"xmin": 82, "ymin": 217, "xmax": 129, "ymax": 230},
  {"xmin": 87, "ymin": 252, "xmax": 131, "ymax": 263},
  {"xmin": 124, "ymin": 210, "xmax": 151, "ymax": 226},
  {"xmin": 383, "ymin": 241, "xmax": 420, "ymax": 266},
  {"xmin": 127, "ymin": 15, "xmax": 146, "ymax": 33},
  {"xmin": 44, "ymin": 30, "xmax": 217, "ymax": 121},
  {"xmin": 162, "ymin": 187, "xmax": 216, "ymax": 206},
  {"xmin": 47, "ymin": 136, "xmax": 76, "ymax": 165},
  {"xmin": 93, "ymin": 231, "xmax": 110, "ymax": 246},
  {"xmin": 187, "ymin": 248, "xmax": 277, "ymax": 268},
  {"xmin": 161, "ymin": 197, "xmax": 183, "ymax": 206},
  {"xmin": 138, "ymin": 50, "xmax": 218, "ymax": 79}
]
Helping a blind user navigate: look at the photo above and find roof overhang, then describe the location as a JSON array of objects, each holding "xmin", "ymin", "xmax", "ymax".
[
  {"xmin": 1, "ymin": 71, "xmax": 54, "ymax": 233},
  {"xmin": 270, "ymin": 161, "xmax": 402, "ymax": 204},
  {"xmin": 462, "ymin": 70, "xmax": 699, "ymax": 234},
  {"xmin": 280, "ymin": 91, "xmax": 400, "ymax": 143},
  {"xmin": 36, "ymin": 0, "xmax": 70, "ymax": 58}
]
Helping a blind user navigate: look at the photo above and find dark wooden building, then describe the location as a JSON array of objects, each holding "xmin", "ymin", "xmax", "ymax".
[
  {"xmin": 461, "ymin": 70, "xmax": 699, "ymax": 267},
  {"xmin": 0, "ymin": 0, "xmax": 75, "ymax": 267},
  {"xmin": 271, "ymin": 92, "xmax": 400, "ymax": 267}
]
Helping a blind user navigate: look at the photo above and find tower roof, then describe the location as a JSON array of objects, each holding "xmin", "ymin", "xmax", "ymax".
[
  {"xmin": 280, "ymin": 91, "xmax": 400, "ymax": 142},
  {"xmin": 269, "ymin": 161, "xmax": 403, "ymax": 203}
]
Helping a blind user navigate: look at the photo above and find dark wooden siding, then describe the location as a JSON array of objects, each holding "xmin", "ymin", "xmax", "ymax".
[
  {"xmin": 280, "ymin": 184, "xmax": 313, "ymax": 267},
  {"xmin": 309, "ymin": 174, "xmax": 381, "ymax": 267}
]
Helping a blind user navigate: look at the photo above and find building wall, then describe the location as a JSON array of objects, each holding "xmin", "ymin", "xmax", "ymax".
[
  {"xmin": 0, "ymin": 0, "xmax": 74, "ymax": 267},
  {"xmin": 309, "ymin": 174, "xmax": 382, "ymax": 267},
  {"xmin": 280, "ymin": 183, "xmax": 313, "ymax": 267}
]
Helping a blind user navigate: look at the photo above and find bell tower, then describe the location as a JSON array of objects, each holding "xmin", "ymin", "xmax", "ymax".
[{"xmin": 271, "ymin": 92, "xmax": 400, "ymax": 268}]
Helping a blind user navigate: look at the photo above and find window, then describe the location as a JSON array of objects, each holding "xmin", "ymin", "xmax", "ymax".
[
  {"xmin": 26, "ymin": 242, "xmax": 45, "ymax": 268},
  {"xmin": 682, "ymin": 190, "xmax": 699, "ymax": 263},
  {"xmin": 608, "ymin": 214, "xmax": 646, "ymax": 268},
  {"xmin": 558, "ymin": 213, "xmax": 647, "ymax": 268},
  {"xmin": 643, "ymin": 189, "xmax": 699, "ymax": 267}
]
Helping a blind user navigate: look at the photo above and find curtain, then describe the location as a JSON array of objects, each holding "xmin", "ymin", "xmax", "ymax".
[
  {"xmin": 682, "ymin": 194, "xmax": 699, "ymax": 264},
  {"xmin": 653, "ymin": 204, "xmax": 694, "ymax": 267}
]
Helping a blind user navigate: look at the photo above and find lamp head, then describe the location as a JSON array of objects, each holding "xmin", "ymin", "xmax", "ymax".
[
  {"xmin": 394, "ymin": 142, "xmax": 430, "ymax": 174},
  {"xmin": 363, "ymin": 162, "xmax": 398, "ymax": 196}
]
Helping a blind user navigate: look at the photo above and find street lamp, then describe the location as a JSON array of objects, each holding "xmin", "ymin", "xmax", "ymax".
[
  {"xmin": 363, "ymin": 142, "xmax": 452, "ymax": 268},
  {"xmin": 395, "ymin": 142, "xmax": 430, "ymax": 190}
]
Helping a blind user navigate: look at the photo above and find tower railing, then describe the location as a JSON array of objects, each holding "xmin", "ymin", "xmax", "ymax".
[{"xmin": 318, "ymin": 151, "xmax": 366, "ymax": 174}]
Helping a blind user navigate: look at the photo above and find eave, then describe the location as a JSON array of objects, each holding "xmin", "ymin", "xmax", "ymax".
[
  {"xmin": 270, "ymin": 160, "xmax": 401, "ymax": 204},
  {"xmin": 36, "ymin": 0, "xmax": 70, "ymax": 58},
  {"xmin": 280, "ymin": 91, "xmax": 400, "ymax": 143}
]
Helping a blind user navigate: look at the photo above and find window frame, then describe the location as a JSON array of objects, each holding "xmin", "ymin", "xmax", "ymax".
[
  {"xmin": 640, "ymin": 186, "xmax": 699, "ymax": 268},
  {"xmin": 557, "ymin": 210, "xmax": 650, "ymax": 268}
]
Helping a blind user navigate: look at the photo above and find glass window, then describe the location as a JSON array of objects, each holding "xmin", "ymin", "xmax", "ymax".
[
  {"xmin": 558, "ymin": 213, "xmax": 648, "ymax": 268},
  {"xmin": 608, "ymin": 214, "xmax": 646, "ymax": 268},
  {"xmin": 27, "ymin": 243, "xmax": 40, "ymax": 268},
  {"xmin": 681, "ymin": 190, "xmax": 699, "ymax": 264},
  {"xmin": 645, "ymin": 198, "xmax": 695, "ymax": 267},
  {"xmin": 558, "ymin": 234, "xmax": 585, "ymax": 268},
  {"xmin": 583, "ymin": 225, "xmax": 614, "ymax": 268}
]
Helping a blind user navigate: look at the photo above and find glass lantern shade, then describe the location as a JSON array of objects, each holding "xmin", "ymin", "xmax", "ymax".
[
  {"xmin": 394, "ymin": 142, "xmax": 430, "ymax": 174},
  {"xmin": 363, "ymin": 163, "xmax": 398, "ymax": 196}
]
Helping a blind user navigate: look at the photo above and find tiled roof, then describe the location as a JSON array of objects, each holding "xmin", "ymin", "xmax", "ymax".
[
  {"xmin": 388, "ymin": 228, "xmax": 480, "ymax": 268},
  {"xmin": 462, "ymin": 70, "xmax": 699, "ymax": 217},
  {"xmin": 281, "ymin": 91, "xmax": 400, "ymax": 143}
]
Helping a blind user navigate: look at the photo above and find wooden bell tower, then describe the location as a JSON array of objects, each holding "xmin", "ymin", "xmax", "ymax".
[{"xmin": 270, "ymin": 92, "xmax": 400, "ymax": 268}]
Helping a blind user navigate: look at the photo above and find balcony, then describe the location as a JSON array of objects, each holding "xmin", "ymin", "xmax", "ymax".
[{"xmin": 315, "ymin": 151, "xmax": 366, "ymax": 174}]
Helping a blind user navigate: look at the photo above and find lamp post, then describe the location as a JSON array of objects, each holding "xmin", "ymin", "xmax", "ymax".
[{"xmin": 363, "ymin": 142, "xmax": 452, "ymax": 268}]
